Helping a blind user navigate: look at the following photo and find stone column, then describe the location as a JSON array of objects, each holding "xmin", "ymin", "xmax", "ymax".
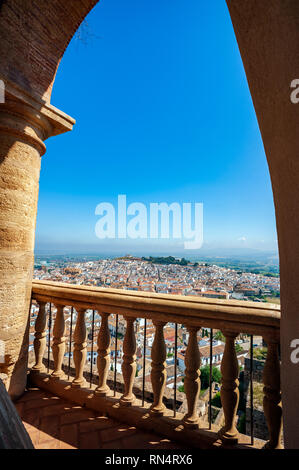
[
  {"xmin": 0, "ymin": 83, "xmax": 74, "ymax": 399},
  {"xmin": 150, "ymin": 321, "xmax": 167, "ymax": 416},
  {"xmin": 219, "ymin": 330, "xmax": 240, "ymax": 444},
  {"xmin": 183, "ymin": 326, "xmax": 201, "ymax": 428},
  {"xmin": 263, "ymin": 337, "xmax": 282, "ymax": 449},
  {"xmin": 95, "ymin": 312, "xmax": 111, "ymax": 397},
  {"xmin": 120, "ymin": 317, "xmax": 137, "ymax": 406},
  {"xmin": 32, "ymin": 301, "xmax": 47, "ymax": 373}
]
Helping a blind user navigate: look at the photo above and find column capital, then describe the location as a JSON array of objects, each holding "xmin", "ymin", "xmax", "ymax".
[
  {"xmin": 0, "ymin": 77, "xmax": 75, "ymax": 156},
  {"xmin": 186, "ymin": 324, "xmax": 200, "ymax": 333},
  {"xmin": 263, "ymin": 334, "xmax": 280, "ymax": 345},
  {"xmin": 221, "ymin": 330, "xmax": 239, "ymax": 339},
  {"xmin": 123, "ymin": 315, "xmax": 136, "ymax": 323},
  {"xmin": 152, "ymin": 320, "xmax": 166, "ymax": 327}
]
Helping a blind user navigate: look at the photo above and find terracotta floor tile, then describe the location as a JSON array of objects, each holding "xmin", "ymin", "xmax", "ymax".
[
  {"xmin": 59, "ymin": 442, "xmax": 77, "ymax": 450},
  {"xmin": 16, "ymin": 389, "xmax": 182, "ymax": 450},
  {"xmin": 41, "ymin": 402, "xmax": 72, "ymax": 417},
  {"xmin": 26, "ymin": 429, "xmax": 40, "ymax": 446},
  {"xmin": 79, "ymin": 430, "xmax": 101, "ymax": 449},
  {"xmin": 39, "ymin": 415, "xmax": 60, "ymax": 439},
  {"xmin": 36, "ymin": 438, "xmax": 61, "ymax": 450},
  {"xmin": 120, "ymin": 432, "xmax": 166, "ymax": 449},
  {"xmin": 14, "ymin": 402, "xmax": 24, "ymax": 415},
  {"xmin": 79, "ymin": 416, "xmax": 116, "ymax": 433},
  {"xmin": 17, "ymin": 390, "xmax": 48, "ymax": 403},
  {"xmin": 101, "ymin": 438, "xmax": 125, "ymax": 449},
  {"xmin": 60, "ymin": 408, "xmax": 96, "ymax": 425},
  {"xmin": 99, "ymin": 424, "xmax": 137, "ymax": 443},
  {"xmin": 60, "ymin": 423, "xmax": 79, "ymax": 448},
  {"xmin": 24, "ymin": 396, "xmax": 58, "ymax": 411},
  {"xmin": 22, "ymin": 409, "xmax": 41, "ymax": 429},
  {"xmin": 38, "ymin": 428, "xmax": 58, "ymax": 445}
]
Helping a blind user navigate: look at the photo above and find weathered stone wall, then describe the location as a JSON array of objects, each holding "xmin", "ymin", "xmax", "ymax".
[
  {"xmin": 0, "ymin": 0, "xmax": 99, "ymax": 101},
  {"xmin": 226, "ymin": 1, "xmax": 299, "ymax": 447},
  {"xmin": 243, "ymin": 357, "xmax": 268, "ymax": 441},
  {"xmin": 244, "ymin": 357, "xmax": 265, "ymax": 384},
  {"xmin": 245, "ymin": 404, "xmax": 267, "ymax": 441}
]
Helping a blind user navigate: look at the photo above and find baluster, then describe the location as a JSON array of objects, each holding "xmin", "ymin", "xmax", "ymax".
[
  {"xmin": 120, "ymin": 317, "xmax": 137, "ymax": 406},
  {"xmin": 219, "ymin": 330, "xmax": 240, "ymax": 444},
  {"xmin": 32, "ymin": 301, "xmax": 47, "ymax": 373},
  {"xmin": 51, "ymin": 305, "xmax": 66, "ymax": 378},
  {"xmin": 150, "ymin": 321, "xmax": 167, "ymax": 416},
  {"xmin": 95, "ymin": 312, "xmax": 111, "ymax": 396},
  {"xmin": 263, "ymin": 337, "xmax": 282, "ymax": 449},
  {"xmin": 72, "ymin": 308, "xmax": 87, "ymax": 387},
  {"xmin": 183, "ymin": 326, "xmax": 201, "ymax": 428}
]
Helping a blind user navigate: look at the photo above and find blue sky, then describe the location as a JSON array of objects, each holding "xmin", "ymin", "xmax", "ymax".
[{"xmin": 35, "ymin": 0, "xmax": 278, "ymax": 256}]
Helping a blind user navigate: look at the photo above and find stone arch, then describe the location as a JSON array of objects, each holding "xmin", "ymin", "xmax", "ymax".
[
  {"xmin": 0, "ymin": 0, "xmax": 99, "ymax": 101},
  {"xmin": 0, "ymin": 0, "xmax": 298, "ymax": 448}
]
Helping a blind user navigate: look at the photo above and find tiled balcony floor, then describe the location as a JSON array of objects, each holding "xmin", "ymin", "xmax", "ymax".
[{"xmin": 14, "ymin": 388, "xmax": 184, "ymax": 449}]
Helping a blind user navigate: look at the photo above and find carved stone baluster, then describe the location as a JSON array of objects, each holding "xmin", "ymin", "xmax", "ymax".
[
  {"xmin": 219, "ymin": 330, "xmax": 240, "ymax": 444},
  {"xmin": 183, "ymin": 326, "xmax": 201, "ymax": 428},
  {"xmin": 95, "ymin": 313, "xmax": 111, "ymax": 396},
  {"xmin": 32, "ymin": 301, "xmax": 47, "ymax": 373},
  {"xmin": 120, "ymin": 317, "xmax": 137, "ymax": 406},
  {"xmin": 51, "ymin": 305, "xmax": 66, "ymax": 379},
  {"xmin": 72, "ymin": 308, "xmax": 87, "ymax": 387},
  {"xmin": 150, "ymin": 321, "xmax": 167, "ymax": 416},
  {"xmin": 263, "ymin": 337, "xmax": 282, "ymax": 449}
]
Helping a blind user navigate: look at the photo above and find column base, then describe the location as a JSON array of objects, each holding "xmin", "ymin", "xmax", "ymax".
[
  {"xmin": 263, "ymin": 440, "xmax": 282, "ymax": 450},
  {"xmin": 71, "ymin": 379, "xmax": 86, "ymax": 388},
  {"xmin": 218, "ymin": 427, "xmax": 239, "ymax": 445},
  {"xmin": 150, "ymin": 404, "xmax": 166, "ymax": 417},
  {"xmin": 120, "ymin": 395, "xmax": 135, "ymax": 407},
  {"xmin": 94, "ymin": 387, "xmax": 111, "ymax": 397},
  {"xmin": 51, "ymin": 371, "xmax": 66, "ymax": 381},
  {"xmin": 183, "ymin": 416, "xmax": 199, "ymax": 429}
]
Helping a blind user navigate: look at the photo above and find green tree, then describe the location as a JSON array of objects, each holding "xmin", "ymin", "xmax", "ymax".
[
  {"xmin": 200, "ymin": 366, "xmax": 221, "ymax": 390},
  {"xmin": 253, "ymin": 347, "xmax": 268, "ymax": 361},
  {"xmin": 178, "ymin": 377, "xmax": 185, "ymax": 393},
  {"xmin": 235, "ymin": 343, "xmax": 244, "ymax": 354},
  {"xmin": 211, "ymin": 392, "xmax": 222, "ymax": 408},
  {"xmin": 213, "ymin": 330, "xmax": 225, "ymax": 342}
]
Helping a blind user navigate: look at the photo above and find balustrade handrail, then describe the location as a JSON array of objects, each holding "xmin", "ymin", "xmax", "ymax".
[{"xmin": 32, "ymin": 280, "xmax": 280, "ymax": 337}]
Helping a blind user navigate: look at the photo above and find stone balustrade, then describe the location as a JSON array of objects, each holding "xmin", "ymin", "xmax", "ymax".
[{"xmin": 30, "ymin": 280, "xmax": 281, "ymax": 449}]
